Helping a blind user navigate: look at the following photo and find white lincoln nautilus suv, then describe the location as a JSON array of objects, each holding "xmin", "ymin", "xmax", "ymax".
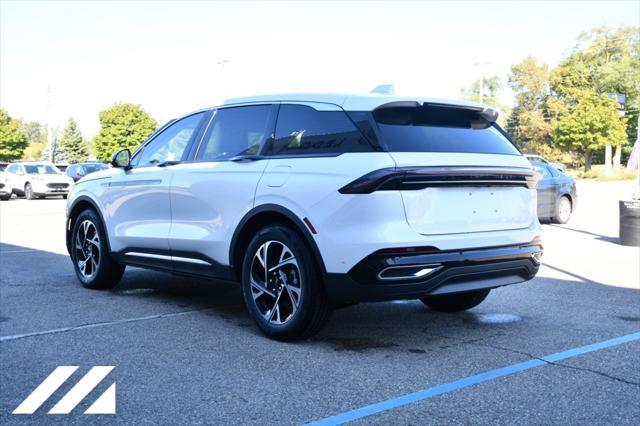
[{"xmin": 66, "ymin": 93, "xmax": 543, "ymax": 341}]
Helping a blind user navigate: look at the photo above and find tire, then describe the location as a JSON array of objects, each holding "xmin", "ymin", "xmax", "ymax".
[
  {"xmin": 71, "ymin": 208, "xmax": 125, "ymax": 289},
  {"xmin": 241, "ymin": 224, "xmax": 333, "ymax": 341},
  {"xmin": 24, "ymin": 183, "xmax": 35, "ymax": 200},
  {"xmin": 420, "ymin": 289, "xmax": 490, "ymax": 313},
  {"xmin": 0, "ymin": 194, "xmax": 10, "ymax": 201},
  {"xmin": 552, "ymin": 196, "xmax": 572, "ymax": 224}
]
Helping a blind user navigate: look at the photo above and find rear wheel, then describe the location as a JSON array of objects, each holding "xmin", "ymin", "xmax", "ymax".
[
  {"xmin": 420, "ymin": 289, "xmax": 490, "ymax": 312},
  {"xmin": 71, "ymin": 209, "xmax": 125, "ymax": 289},
  {"xmin": 24, "ymin": 183, "xmax": 35, "ymax": 200},
  {"xmin": 552, "ymin": 196, "xmax": 572, "ymax": 224},
  {"xmin": 0, "ymin": 194, "xmax": 10, "ymax": 201},
  {"xmin": 241, "ymin": 224, "xmax": 333, "ymax": 341}
]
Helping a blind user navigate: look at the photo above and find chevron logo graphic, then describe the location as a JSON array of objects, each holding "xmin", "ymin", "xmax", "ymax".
[{"xmin": 12, "ymin": 366, "xmax": 116, "ymax": 415}]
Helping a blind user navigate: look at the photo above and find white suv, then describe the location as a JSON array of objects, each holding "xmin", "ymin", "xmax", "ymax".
[
  {"xmin": 5, "ymin": 162, "xmax": 74, "ymax": 199},
  {"xmin": 66, "ymin": 93, "xmax": 542, "ymax": 341}
]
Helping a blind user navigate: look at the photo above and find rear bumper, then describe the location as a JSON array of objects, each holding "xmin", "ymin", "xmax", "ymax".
[{"xmin": 324, "ymin": 242, "xmax": 541, "ymax": 302}]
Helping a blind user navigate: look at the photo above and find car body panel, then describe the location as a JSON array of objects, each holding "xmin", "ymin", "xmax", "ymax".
[{"xmin": 66, "ymin": 92, "xmax": 543, "ymax": 301}]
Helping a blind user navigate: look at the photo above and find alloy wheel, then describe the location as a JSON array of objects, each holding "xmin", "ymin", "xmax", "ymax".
[
  {"xmin": 74, "ymin": 220, "xmax": 101, "ymax": 280},
  {"xmin": 249, "ymin": 240, "xmax": 302, "ymax": 325}
]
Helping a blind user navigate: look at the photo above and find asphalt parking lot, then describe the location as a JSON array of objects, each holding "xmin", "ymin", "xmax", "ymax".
[{"xmin": 1, "ymin": 181, "xmax": 639, "ymax": 425}]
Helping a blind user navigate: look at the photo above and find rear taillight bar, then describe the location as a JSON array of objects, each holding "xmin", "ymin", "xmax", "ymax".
[{"xmin": 339, "ymin": 166, "xmax": 541, "ymax": 194}]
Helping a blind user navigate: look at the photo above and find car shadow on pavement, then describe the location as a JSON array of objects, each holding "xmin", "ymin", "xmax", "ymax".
[
  {"xmin": 2, "ymin": 242, "xmax": 639, "ymax": 353},
  {"xmin": 547, "ymin": 223, "xmax": 619, "ymax": 244}
]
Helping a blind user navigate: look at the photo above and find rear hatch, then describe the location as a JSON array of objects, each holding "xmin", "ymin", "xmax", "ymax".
[{"xmin": 372, "ymin": 102, "xmax": 537, "ymax": 236}]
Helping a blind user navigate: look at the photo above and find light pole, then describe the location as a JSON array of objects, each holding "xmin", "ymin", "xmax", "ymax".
[{"xmin": 472, "ymin": 62, "xmax": 491, "ymax": 103}]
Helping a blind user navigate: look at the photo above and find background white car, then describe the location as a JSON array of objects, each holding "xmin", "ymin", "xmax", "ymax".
[
  {"xmin": 0, "ymin": 171, "xmax": 12, "ymax": 200},
  {"xmin": 4, "ymin": 162, "xmax": 74, "ymax": 199}
]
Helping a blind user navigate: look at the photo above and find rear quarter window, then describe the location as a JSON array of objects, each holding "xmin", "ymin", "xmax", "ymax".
[
  {"xmin": 267, "ymin": 105, "xmax": 373, "ymax": 156},
  {"xmin": 373, "ymin": 105, "xmax": 520, "ymax": 155}
]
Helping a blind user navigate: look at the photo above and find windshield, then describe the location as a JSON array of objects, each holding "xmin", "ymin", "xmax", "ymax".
[
  {"xmin": 82, "ymin": 164, "xmax": 108, "ymax": 174},
  {"xmin": 373, "ymin": 105, "xmax": 520, "ymax": 155},
  {"xmin": 25, "ymin": 164, "xmax": 61, "ymax": 175}
]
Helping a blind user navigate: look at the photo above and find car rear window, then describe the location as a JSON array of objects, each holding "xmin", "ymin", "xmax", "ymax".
[{"xmin": 372, "ymin": 105, "xmax": 520, "ymax": 155}]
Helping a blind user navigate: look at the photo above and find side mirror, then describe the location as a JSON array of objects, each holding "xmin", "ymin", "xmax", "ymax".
[{"xmin": 111, "ymin": 149, "xmax": 131, "ymax": 169}]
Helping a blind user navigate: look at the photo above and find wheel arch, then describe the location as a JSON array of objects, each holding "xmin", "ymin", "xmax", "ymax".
[
  {"xmin": 559, "ymin": 192, "xmax": 574, "ymax": 210},
  {"xmin": 229, "ymin": 204, "xmax": 326, "ymax": 280},
  {"xmin": 66, "ymin": 195, "xmax": 111, "ymax": 255}
]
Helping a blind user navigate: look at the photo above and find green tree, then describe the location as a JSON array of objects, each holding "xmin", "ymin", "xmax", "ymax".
[
  {"xmin": 552, "ymin": 27, "xmax": 640, "ymax": 167},
  {"xmin": 60, "ymin": 118, "xmax": 89, "ymax": 163},
  {"xmin": 93, "ymin": 104, "xmax": 157, "ymax": 161},
  {"xmin": 553, "ymin": 91, "xmax": 627, "ymax": 170},
  {"xmin": 20, "ymin": 121, "xmax": 47, "ymax": 160},
  {"xmin": 0, "ymin": 109, "xmax": 28, "ymax": 161},
  {"xmin": 40, "ymin": 128, "xmax": 66, "ymax": 163},
  {"xmin": 507, "ymin": 57, "xmax": 553, "ymax": 154}
]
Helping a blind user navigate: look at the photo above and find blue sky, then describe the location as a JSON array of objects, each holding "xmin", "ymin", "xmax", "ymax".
[{"xmin": 1, "ymin": 0, "xmax": 639, "ymax": 136}]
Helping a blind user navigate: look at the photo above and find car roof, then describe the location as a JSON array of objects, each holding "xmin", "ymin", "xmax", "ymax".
[{"xmin": 223, "ymin": 92, "xmax": 491, "ymax": 112}]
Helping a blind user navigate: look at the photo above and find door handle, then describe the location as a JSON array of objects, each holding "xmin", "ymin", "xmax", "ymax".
[{"xmin": 157, "ymin": 161, "xmax": 181, "ymax": 167}]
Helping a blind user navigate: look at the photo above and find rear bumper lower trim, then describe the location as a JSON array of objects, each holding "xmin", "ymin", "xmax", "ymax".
[{"xmin": 324, "ymin": 242, "xmax": 541, "ymax": 302}]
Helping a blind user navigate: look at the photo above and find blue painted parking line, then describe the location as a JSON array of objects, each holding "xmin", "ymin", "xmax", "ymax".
[{"xmin": 306, "ymin": 332, "xmax": 640, "ymax": 426}]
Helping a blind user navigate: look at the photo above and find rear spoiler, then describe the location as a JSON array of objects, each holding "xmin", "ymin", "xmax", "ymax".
[{"xmin": 374, "ymin": 101, "xmax": 499, "ymax": 124}]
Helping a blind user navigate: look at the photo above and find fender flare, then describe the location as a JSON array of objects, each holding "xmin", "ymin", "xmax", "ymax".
[
  {"xmin": 229, "ymin": 204, "xmax": 326, "ymax": 275},
  {"xmin": 66, "ymin": 195, "xmax": 112, "ymax": 255}
]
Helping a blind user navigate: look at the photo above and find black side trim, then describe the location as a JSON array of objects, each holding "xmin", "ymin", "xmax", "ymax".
[
  {"xmin": 339, "ymin": 166, "xmax": 539, "ymax": 194},
  {"xmin": 229, "ymin": 204, "xmax": 326, "ymax": 275},
  {"xmin": 110, "ymin": 248, "xmax": 235, "ymax": 281}
]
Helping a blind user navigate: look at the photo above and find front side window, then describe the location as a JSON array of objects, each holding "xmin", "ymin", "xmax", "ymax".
[
  {"xmin": 6, "ymin": 164, "xmax": 19, "ymax": 174},
  {"xmin": 135, "ymin": 112, "xmax": 205, "ymax": 167},
  {"xmin": 198, "ymin": 105, "xmax": 272, "ymax": 162},
  {"xmin": 268, "ymin": 105, "xmax": 371, "ymax": 156}
]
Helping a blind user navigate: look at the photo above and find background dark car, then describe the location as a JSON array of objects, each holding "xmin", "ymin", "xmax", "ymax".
[
  {"xmin": 532, "ymin": 161, "xmax": 577, "ymax": 224},
  {"xmin": 65, "ymin": 162, "xmax": 109, "ymax": 182}
]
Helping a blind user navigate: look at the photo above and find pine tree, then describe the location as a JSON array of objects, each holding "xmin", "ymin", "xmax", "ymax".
[
  {"xmin": 60, "ymin": 118, "xmax": 88, "ymax": 163},
  {"xmin": 40, "ymin": 128, "xmax": 66, "ymax": 163}
]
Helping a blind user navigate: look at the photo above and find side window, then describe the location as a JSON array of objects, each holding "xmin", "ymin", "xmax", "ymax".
[
  {"xmin": 135, "ymin": 112, "xmax": 205, "ymax": 167},
  {"xmin": 197, "ymin": 105, "xmax": 272, "ymax": 162},
  {"xmin": 6, "ymin": 164, "xmax": 18, "ymax": 174},
  {"xmin": 268, "ymin": 105, "xmax": 371, "ymax": 156}
]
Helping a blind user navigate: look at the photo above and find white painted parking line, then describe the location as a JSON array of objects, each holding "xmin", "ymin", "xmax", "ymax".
[
  {"xmin": 0, "ymin": 249, "xmax": 39, "ymax": 254},
  {"xmin": 0, "ymin": 307, "xmax": 232, "ymax": 342}
]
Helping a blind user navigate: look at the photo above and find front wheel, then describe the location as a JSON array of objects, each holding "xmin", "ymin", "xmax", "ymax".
[
  {"xmin": 241, "ymin": 224, "xmax": 333, "ymax": 341},
  {"xmin": 71, "ymin": 209, "xmax": 125, "ymax": 289},
  {"xmin": 420, "ymin": 289, "xmax": 490, "ymax": 312},
  {"xmin": 24, "ymin": 183, "xmax": 35, "ymax": 200},
  {"xmin": 0, "ymin": 194, "xmax": 10, "ymax": 201}
]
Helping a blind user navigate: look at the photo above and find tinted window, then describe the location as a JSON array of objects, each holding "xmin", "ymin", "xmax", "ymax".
[
  {"xmin": 533, "ymin": 163, "xmax": 552, "ymax": 179},
  {"xmin": 136, "ymin": 112, "xmax": 205, "ymax": 167},
  {"xmin": 6, "ymin": 164, "xmax": 19, "ymax": 173},
  {"xmin": 373, "ymin": 106, "xmax": 520, "ymax": 155},
  {"xmin": 198, "ymin": 106, "xmax": 272, "ymax": 161},
  {"xmin": 268, "ymin": 105, "xmax": 371, "ymax": 156}
]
